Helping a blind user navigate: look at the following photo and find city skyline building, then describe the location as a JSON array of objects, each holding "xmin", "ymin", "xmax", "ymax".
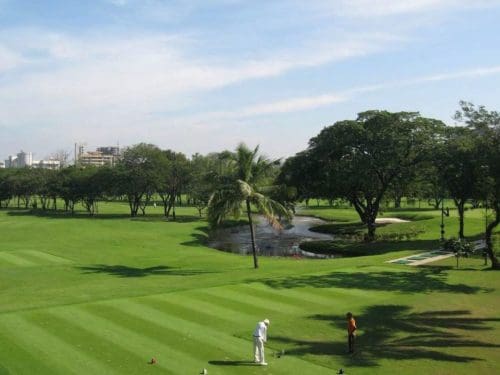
[
  {"xmin": 3, "ymin": 150, "xmax": 61, "ymax": 170},
  {"xmin": 76, "ymin": 144, "xmax": 121, "ymax": 167}
]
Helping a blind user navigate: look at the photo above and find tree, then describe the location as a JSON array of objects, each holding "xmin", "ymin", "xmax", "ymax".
[
  {"xmin": 57, "ymin": 167, "xmax": 84, "ymax": 213},
  {"xmin": 278, "ymin": 150, "xmax": 323, "ymax": 206},
  {"xmin": 306, "ymin": 111, "xmax": 444, "ymax": 241},
  {"xmin": 207, "ymin": 144, "xmax": 291, "ymax": 269},
  {"xmin": 10, "ymin": 169, "xmax": 39, "ymax": 208},
  {"xmin": 157, "ymin": 150, "xmax": 190, "ymax": 220},
  {"xmin": 0, "ymin": 169, "xmax": 14, "ymax": 208},
  {"xmin": 435, "ymin": 127, "xmax": 481, "ymax": 239},
  {"xmin": 455, "ymin": 101, "xmax": 500, "ymax": 269},
  {"xmin": 187, "ymin": 153, "xmax": 226, "ymax": 217},
  {"xmin": 413, "ymin": 160, "xmax": 447, "ymax": 210},
  {"xmin": 115, "ymin": 143, "xmax": 163, "ymax": 217},
  {"xmin": 32, "ymin": 169, "xmax": 56, "ymax": 210},
  {"xmin": 76, "ymin": 167, "xmax": 110, "ymax": 216}
]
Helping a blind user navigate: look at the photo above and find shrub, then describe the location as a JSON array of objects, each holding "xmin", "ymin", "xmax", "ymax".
[{"xmin": 442, "ymin": 238, "xmax": 473, "ymax": 269}]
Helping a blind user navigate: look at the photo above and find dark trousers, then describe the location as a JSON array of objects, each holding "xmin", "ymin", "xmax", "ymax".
[{"xmin": 348, "ymin": 333, "xmax": 355, "ymax": 353}]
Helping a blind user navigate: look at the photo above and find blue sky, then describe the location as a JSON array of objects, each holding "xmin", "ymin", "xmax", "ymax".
[{"xmin": 1, "ymin": 0, "xmax": 500, "ymax": 160}]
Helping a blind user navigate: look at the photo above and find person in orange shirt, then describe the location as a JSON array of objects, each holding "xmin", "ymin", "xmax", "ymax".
[{"xmin": 346, "ymin": 312, "xmax": 357, "ymax": 354}]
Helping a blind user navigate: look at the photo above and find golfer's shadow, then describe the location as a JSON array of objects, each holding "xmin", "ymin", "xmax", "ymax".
[{"xmin": 208, "ymin": 360, "xmax": 257, "ymax": 366}]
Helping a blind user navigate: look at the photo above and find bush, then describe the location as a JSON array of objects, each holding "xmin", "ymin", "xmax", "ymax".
[
  {"xmin": 442, "ymin": 238, "xmax": 473, "ymax": 269},
  {"xmin": 442, "ymin": 238, "xmax": 473, "ymax": 255}
]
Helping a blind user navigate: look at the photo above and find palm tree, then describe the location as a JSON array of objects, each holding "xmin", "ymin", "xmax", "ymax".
[{"xmin": 207, "ymin": 144, "xmax": 291, "ymax": 268}]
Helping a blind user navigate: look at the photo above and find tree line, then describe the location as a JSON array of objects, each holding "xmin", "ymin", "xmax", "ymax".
[
  {"xmin": 1, "ymin": 145, "xmax": 211, "ymax": 219},
  {"xmin": 0, "ymin": 102, "xmax": 499, "ymax": 268}
]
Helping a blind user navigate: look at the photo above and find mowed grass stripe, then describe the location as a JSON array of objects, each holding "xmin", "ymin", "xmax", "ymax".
[
  {"xmin": 0, "ymin": 314, "xmax": 117, "ymax": 375},
  {"xmin": 238, "ymin": 282, "xmax": 384, "ymax": 308},
  {"xmin": 0, "ymin": 330, "xmax": 55, "ymax": 375},
  {"xmin": 150, "ymin": 292, "xmax": 257, "ymax": 324},
  {"xmin": 20, "ymin": 250, "xmax": 72, "ymax": 264},
  {"xmin": 233, "ymin": 283, "xmax": 339, "ymax": 309},
  {"xmin": 108, "ymin": 299, "xmax": 333, "ymax": 374},
  {"xmin": 109, "ymin": 298, "xmax": 244, "ymax": 349},
  {"xmin": 54, "ymin": 305, "xmax": 198, "ymax": 374},
  {"xmin": 41, "ymin": 310, "xmax": 164, "ymax": 375},
  {"xmin": 178, "ymin": 290, "xmax": 288, "ymax": 321},
  {"xmin": 0, "ymin": 251, "xmax": 38, "ymax": 266},
  {"xmin": 202, "ymin": 286, "xmax": 304, "ymax": 314},
  {"xmin": 137, "ymin": 294, "xmax": 251, "ymax": 333}
]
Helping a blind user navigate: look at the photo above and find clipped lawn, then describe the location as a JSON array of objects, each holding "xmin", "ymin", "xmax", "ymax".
[
  {"xmin": 298, "ymin": 202, "xmax": 499, "ymax": 257},
  {"xmin": 0, "ymin": 202, "xmax": 499, "ymax": 374}
]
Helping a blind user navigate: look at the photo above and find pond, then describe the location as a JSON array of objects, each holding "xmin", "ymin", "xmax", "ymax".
[{"xmin": 207, "ymin": 215, "xmax": 334, "ymax": 258}]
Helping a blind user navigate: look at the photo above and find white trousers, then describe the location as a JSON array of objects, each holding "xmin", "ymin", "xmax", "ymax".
[{"xmin": 253, "ymin": 336, "xmax": 265, "ymax": 363}]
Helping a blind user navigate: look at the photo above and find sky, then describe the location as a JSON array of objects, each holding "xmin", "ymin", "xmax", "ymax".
[{"xmin": 1, "ymin": 0, "xmax": 500, "ymax": 161}]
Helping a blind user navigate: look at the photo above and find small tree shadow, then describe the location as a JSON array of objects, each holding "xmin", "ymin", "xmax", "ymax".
[
  {"xmin": 309, "ymin": 222, "xmax": 370, "ymax": 235},
  {"xmin": 6, "ymin": 209, "xmax": 203, "ymax": 223},
  {"xmin": 258, "ymin": 267, "xmax": 491, "ymax": 294},
  {"xmin": 272, "ymin": 306, "xmax": 499, "ymax": 367},
  {"xmin": 180, "ymin": 226, "xmax": 211, "ymax": 247},
  {"xmin": 208, "ymin": 360, "xmax": 256, "ymax": 366},
  {"xmin": 7, "ymin": 210, "xmax": 132, "ymax": 220},
  {"xmin": 131, "ymin": 215, "xmax": 201, "ymax": 223},
  {"xmin": 76, "ymin": 264, "xmax": 213, "ymax": 277}
]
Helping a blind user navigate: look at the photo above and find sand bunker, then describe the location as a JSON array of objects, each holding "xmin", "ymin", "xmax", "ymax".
[{"xmin": 375, "ymin": 217, "xmax": 410, "ymax": 224}]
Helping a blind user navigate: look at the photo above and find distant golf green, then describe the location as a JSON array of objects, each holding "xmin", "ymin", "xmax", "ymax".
[{"xmin": 0, "ymin": 202, "xmax": 499, "ymax": 374}]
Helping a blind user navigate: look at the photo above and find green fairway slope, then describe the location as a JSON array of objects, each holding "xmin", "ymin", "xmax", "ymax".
[{"xmin": 0, "ymin": 203, "xmax": 499, "ymax": 374}]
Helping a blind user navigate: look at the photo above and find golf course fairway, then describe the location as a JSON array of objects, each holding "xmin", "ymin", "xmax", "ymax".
[{"xmin": 0, "ymin": 203, "xmax": 499, "ymax": 374}]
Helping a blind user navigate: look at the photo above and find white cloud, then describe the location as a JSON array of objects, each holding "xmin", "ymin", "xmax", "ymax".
[
  {"xmin": 0, "ymin": 29, "xmax": 398, "ymax": 125},
  {"xmin": 107, "ymin": 0, "xmax": 128, "ymax": 6},
  {"xmin": 0, "ymin": 44, "xmax": 23, "ymax": 72},
  {"xmin": 311, "ymin": 0, "xmax": 500, "ymax": 18},
  {"xmin": 170, "ymin": 65, "xmax": 500, "ymax": 125}
]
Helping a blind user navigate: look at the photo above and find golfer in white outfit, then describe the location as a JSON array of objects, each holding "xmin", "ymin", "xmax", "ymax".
[{"xmin": 253, "ymin": 319, "xmax": 270, "ymax": 365}]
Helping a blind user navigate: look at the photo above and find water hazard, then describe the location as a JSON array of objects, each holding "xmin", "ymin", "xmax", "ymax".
[{"xmin": 207, "ymin": 215, "xmax": 334, "ymax": 258}]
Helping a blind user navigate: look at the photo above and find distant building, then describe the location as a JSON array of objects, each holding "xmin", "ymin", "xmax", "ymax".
[
  {"xmin": 0, "ymin": 161, "xmax": 4, "ymax": 168},
  {"xmin": 77, "ymin": 145, "xmax": 121, "ymax": 167},
  {"xmin": 16, "ymin": 150, "xmax": 33, "ymax": 167},
  {"xmin": 3, "ymin": 150, "xmax": 61, "ymax": 169},
  {"xmin": 97, "ymin": 146, "xmax": 120, "ymax": 156},
  {"xmin": 34, "ymin": 159, "xmax": 61, "ymax": 170},
  {"xmin": 4, "ymin": 150, "xmax": 33, "ymax": 168}
]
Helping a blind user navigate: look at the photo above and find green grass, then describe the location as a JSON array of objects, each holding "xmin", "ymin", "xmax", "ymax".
[
  {"xmin": 0, "ymin": 202, "xmax": 499, "ymax": 374},
  {"xmin": 298, "ymin": 203, "xmax": 499, "ymax": 258}
]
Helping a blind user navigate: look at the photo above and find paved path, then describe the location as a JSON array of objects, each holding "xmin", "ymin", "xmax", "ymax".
[{"xmin": 387, "ymin": 240, "xmax": 486, "ymax": 266}]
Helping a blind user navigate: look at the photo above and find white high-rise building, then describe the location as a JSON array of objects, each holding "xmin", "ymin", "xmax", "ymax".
[
  {"xmin": 3, "ymin": 150, "xmax": 60, "ymax": 169},
  {"xmin": 16, "ymin": 150, "xmax": 33, "ymax": 167}
]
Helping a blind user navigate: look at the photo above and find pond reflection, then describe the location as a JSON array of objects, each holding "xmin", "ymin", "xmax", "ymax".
[{"xmin": 207, "ymin": 215, "xmax": 334, "ymax": 258}]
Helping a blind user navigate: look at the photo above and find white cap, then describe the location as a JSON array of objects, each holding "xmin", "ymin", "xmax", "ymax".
[{"xmin": 263, "ymin": 319, "xmax": 270, "ymax": 326}]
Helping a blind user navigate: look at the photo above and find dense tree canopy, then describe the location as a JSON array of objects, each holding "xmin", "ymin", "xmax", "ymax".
[
  {"xmin": 454, "ymin": 101, "xmax": 500, "ymax": 268},
  {"xmin": 300, "ymin": 111, "xmax": 445, "ymax": 240}
]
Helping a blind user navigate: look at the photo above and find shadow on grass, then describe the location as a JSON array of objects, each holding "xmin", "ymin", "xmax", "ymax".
[
  {"xmin": 180, "ymin": 226, "xmax": 211, "ymax": 247},
  {"xmin": 6, "ymin": 209, "xmax": 202, "ymax": 223},
  {"xmin": 131, "ymin": 215, "xmax": 201, "ymax": 223},
  {"xmin": 258, "ymin": 267, "xmax": 491, "ymax": 294},
  {"xmin": 299, "ymin": 239, "xmax": 440, "ymax": 257},
  {"xmin": 273, "ymin": 305, "xmax": 499, "ymax": 367},
  {"xmin": 76, "ymin": 264, "xmax": 213, "ymax": 277},
  {"xmin": 309, "ymin": 222, "xmax": 370, "ymax": 235},
  {"xmin": 208, "ymin": 360, "xmax": 257, "ymax": 366},
  {"xmin": 7, "ymin": 209, "xmax": 130, "ymax": 219}
]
